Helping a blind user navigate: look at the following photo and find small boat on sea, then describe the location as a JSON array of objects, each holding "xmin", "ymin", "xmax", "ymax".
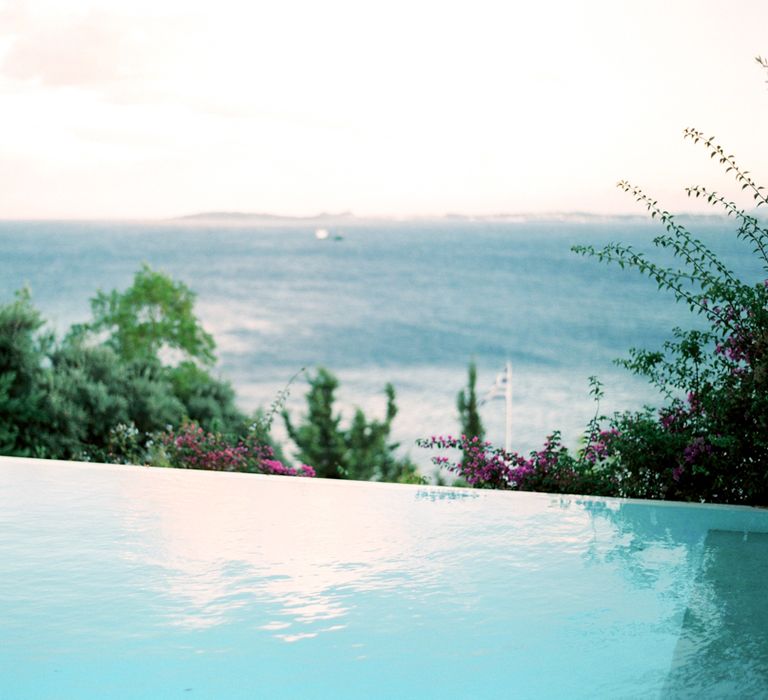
[{"xmin": 315, "ymin": 228, "xmax": 329, "ymax": 240}]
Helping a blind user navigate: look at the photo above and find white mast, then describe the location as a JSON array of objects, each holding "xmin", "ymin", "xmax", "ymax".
[
  {"xmin": 480, "ymin": 362, "xmax": 513, "ymax": 452},
  {"xmin": 504, "ymin": 361, "xmax": 513, "ymax": 453}
]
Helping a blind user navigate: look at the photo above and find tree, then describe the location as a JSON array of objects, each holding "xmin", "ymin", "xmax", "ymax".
[
  {"xmin": 36, "ymin": 338, "xmax": 192, "ymax": 460},
  {"xmin": 0, "ymin": 289, "xmax": 47, "ymax": 455},
  {"xmin": 166, "ymin": 361, "xmax": 246, "ymax": 435},
  {"xmin": 0, "ymin": 266, "xmax": 251, "ymax": 464},
  {"xmin": 65, "ymin": 264, "xmax": 252, "ymax": 452},
  {"xmin": 78, "ymin": 263, "xmax": 216, "ymax": 367},
  {"xmin": 456, "ymin": 360, "xmax": 486, "ymax": 475},
  {"xmin": 283, "ymin": 368, "xmax": 346, "ymax": 478},
  {"xmin": 344, "ymin": 383, "xmax": 409, "ymax": 481},
  {"xmin": 457, "ymin": 360, "xmax": 485, "ymax": 441},
  {"xmin": 283, "ymin": 367, "xmax": 419, "ymax": 482}
]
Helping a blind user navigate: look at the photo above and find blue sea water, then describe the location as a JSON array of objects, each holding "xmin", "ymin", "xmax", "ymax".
[
  {"xmin": 1, "ymin": 457, "xmax": 767, "ymax": 698},
  {"xmin": 0, "ymin": 218, "xmax": 764, "ymax": 466}
]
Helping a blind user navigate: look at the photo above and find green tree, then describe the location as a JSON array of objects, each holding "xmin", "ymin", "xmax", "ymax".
[
  {"xmin": 69, "ymin": 264, "xmax": 252, "ymax": 446},
  {"xmin": 166, "ymin": 361, "xmax": 246, "ymax": 435},
  {"xmin": 457, "ymin": 360, "xmax": 485, "ymax": 441},
  {"xmin": 38, "ymin": 338, "xmax": 188, "ymax": 460},
  {"xmin": 0, "ymin": 266, "xmax": 252, "ymax": 463},
  {"xmin": 0, "ymin": 289, "xmax": 47, "ymax": 455},
  {"xmin": 345, "ymin": 383, "xmax": 409, "ymax": 481},
  {"xmin": 283, "ymin": 368, "xmax": 346, "ymax": 478},
  {"xmin": 78, "ymin": 263, "xmax": 216, "ymax": 367},
  {"xmin": 456, "ymin": 360, "xmax": 486, "ymax": 474},
  {"xmin": 283, "ymin": 367, "xmax": 419, "ymax": 482}
]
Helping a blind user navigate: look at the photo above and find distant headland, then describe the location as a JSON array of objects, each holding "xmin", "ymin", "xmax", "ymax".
[
  {"xmin": 171, "ymin": 211, "xmax": 737, "ymax": 226},
  {"xmin": 175, "ymin": 211, "xmax": 358, "ymax": 224}
]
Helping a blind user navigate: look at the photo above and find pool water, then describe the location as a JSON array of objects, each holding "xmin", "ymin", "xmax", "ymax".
[{"xmin": 1, "ymin": 457, "xmax": 767, "ymax": 698}]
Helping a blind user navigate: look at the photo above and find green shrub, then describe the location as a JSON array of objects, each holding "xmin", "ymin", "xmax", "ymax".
[
  {"xmin": 283, "ymin": 367, "xmax": 418, "ymax": 482},
  {"xmin": 573, "ymin": 58, "xmax": 768, "ymax": 504}
]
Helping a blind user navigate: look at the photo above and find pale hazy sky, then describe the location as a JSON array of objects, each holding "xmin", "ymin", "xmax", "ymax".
[{"xmin": 1, "ymin": 0, "xmax": 767, "ymax": 219}]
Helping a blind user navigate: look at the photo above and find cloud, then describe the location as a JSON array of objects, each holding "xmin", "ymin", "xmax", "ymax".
[
  {"xmin": 0, "ymin": 3, "xmax": 200, "ymax": 96},
  {"xmin": 0, "ymin": 9, "xmax": 138, "ymax": 87},
  {"xmin": 0, "ymin": 0, "xmax": 28, "ymax": 26}
]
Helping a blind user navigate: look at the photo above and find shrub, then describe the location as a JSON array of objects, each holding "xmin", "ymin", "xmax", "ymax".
[
  {"xmin": 283, "ymin": 367, "xmax": 418, "ymax": 482},
  {"xmin": 0, "ymin": 289, "xmax": 47, "ymax": 456},
  {"xmin": 571, "ymin": 60, "xmax": 768, "ymax": 504},
  {"xmin": 417, "ymin": 429, "xmax": 617, "ymax": 496},
  {"xmin": 0, "ymin": 272, "xmax": 270, "ymax": 466},
  {"xmin": 156, "ymin": 421, "xmax": 315, "ymax": 477},
  {"xmin": 575, "ymin": 137, "xmax": 768, "ymax": 503}
]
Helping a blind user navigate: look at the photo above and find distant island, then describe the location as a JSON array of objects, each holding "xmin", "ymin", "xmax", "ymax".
[
  {"xmin": 172, "ymin": 211, "xmax": 739, "ymax": 226},
  {"xmin": 174, "ymin": 211, "xmax": 361, "ymax": 225}
]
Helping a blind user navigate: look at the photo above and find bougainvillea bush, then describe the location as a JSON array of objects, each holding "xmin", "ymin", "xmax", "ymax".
[
  {"xmin": 156, "ymin": 422, "xmax": 316, "ymax": 477},
  {"xmin": 96, "ymin": 420, "xmax": 315, "ymax": 478},
  {"xmin": 423, "ymin": 59, "xmax": 768, "ymax": 506},
  {"xmin": 572, "ymin": 124, "xmax": 768, "ymax": 505},
  {"xmin": 416, "ymin": 430, "xmax": 617, "ymax": 496},
  {"xmin": 570, "ymin": 59, "xmax": 768, "ymax": 505}
]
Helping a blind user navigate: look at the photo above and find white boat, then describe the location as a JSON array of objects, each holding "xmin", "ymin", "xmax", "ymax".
[{"xmin": 315, "ymin": 228, "xmax": 329, "ymax": 240}]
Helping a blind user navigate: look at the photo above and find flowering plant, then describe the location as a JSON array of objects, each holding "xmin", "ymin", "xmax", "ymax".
[
  {"xmin": 156, "ymin": 421, "xmax": 315, "ymax": 477},
  {"xmin": 417, "ymin": 429, "xmax": 617, "ymax": 496},
  {"xmin": 572, "ymin": 78, "xmax": 768, "ymax": 504}
]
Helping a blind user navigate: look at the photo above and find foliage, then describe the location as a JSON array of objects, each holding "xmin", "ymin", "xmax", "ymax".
[
  {"xmin": 247, "ymin": 367, "xmax": 305, "ymax": 463},
  {"xmin": 282, "ymin": 368, "xmax": 345, "ymax": 478},
  {"xmin": 0, "ymin": 269, "xmax": 280, "ymax": 471},
  {"xmin": 40, "ymin": 339, "xmax": 193, "ymax": 460},
  {"xmin": 599, "ymin": 408, "xmax": 701, "ymax": 501},
  {"xmin": 0, "ymin": 289, "xmax": 47, "ymax": 455},
  {"xmin": 77, "ymin": 263, "xmax": 216, "ymax": 367},
  {"xmin": 417, "ymin": 429, "xmax": 617, "ymax": 496},
  {"xmin": 570, "ymin": 58, "xmax": 768, "ymax": 505},
  {"xmin": 102, "ymin": 423, "xmax": 148, "ymax": 465},
  {"xmin": 421, "ymin": 375, "xmax": 618, "ymax": 495},
  {"xmin": 283, "ymin": 367, "xmax": 421, "ymax": 482},
  {"xmin": 456, "ymin": 360, "xmax": 485, "ymax": 466},
  {"xmin": 156, "ymin": 422, "xmax": 315, "ymax": 476},
  {"xmin": 166, "ymin": 361, "xmax": 245, "ymax": 434},
  {"xmin": 1, "ymin": 269, "xmax": 421, "ymax": 483}
]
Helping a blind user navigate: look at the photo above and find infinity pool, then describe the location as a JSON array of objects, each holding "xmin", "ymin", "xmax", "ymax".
[{"xmin": 1, "ymin": 457, "xmax": 767, "ymax": 698}]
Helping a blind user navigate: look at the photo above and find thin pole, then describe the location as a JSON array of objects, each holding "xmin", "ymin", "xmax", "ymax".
[{"xmin": 504, "ymin": 361, "xmax": 513, "ymax": 453}]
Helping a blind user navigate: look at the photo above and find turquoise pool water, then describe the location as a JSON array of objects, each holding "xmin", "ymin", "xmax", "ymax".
[{"xmin": 1, "ymin": 457, "xmax": 767, "ymax": 698}]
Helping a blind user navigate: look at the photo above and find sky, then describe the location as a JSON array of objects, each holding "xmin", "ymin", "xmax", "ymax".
[{"xmin": 1, "ymin": 0, "xmax": 767, "ymax": 219}]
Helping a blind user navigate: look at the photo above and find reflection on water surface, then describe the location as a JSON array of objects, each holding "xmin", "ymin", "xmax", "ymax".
[{"xmin": 1, "ymin": 457, "xmax": 767, "ymax": 699}]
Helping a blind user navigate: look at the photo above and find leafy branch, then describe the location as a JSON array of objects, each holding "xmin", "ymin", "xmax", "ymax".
[
  {"xmin": 685, "ymin": 185, "xmax": 768, "ymax": 270},
  {"xmin": 618, "ymin": 180, "xmax": 739, "ymax": 285},
  {"xmin": 572, "ymin": 239, "xmax": 732, "ymax": 328},
  {"xmin": 251, "ymin": 367, "xmax": 306, "ymax": 435},
  {"xmin": 683, "ymin": 128, "xmax": 768, "ymax": 208}
]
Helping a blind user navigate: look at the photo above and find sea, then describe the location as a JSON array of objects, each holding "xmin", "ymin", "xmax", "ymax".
[{"xmin": 1, "ymin": 218, "xmax": 764, "ymax": 470}]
